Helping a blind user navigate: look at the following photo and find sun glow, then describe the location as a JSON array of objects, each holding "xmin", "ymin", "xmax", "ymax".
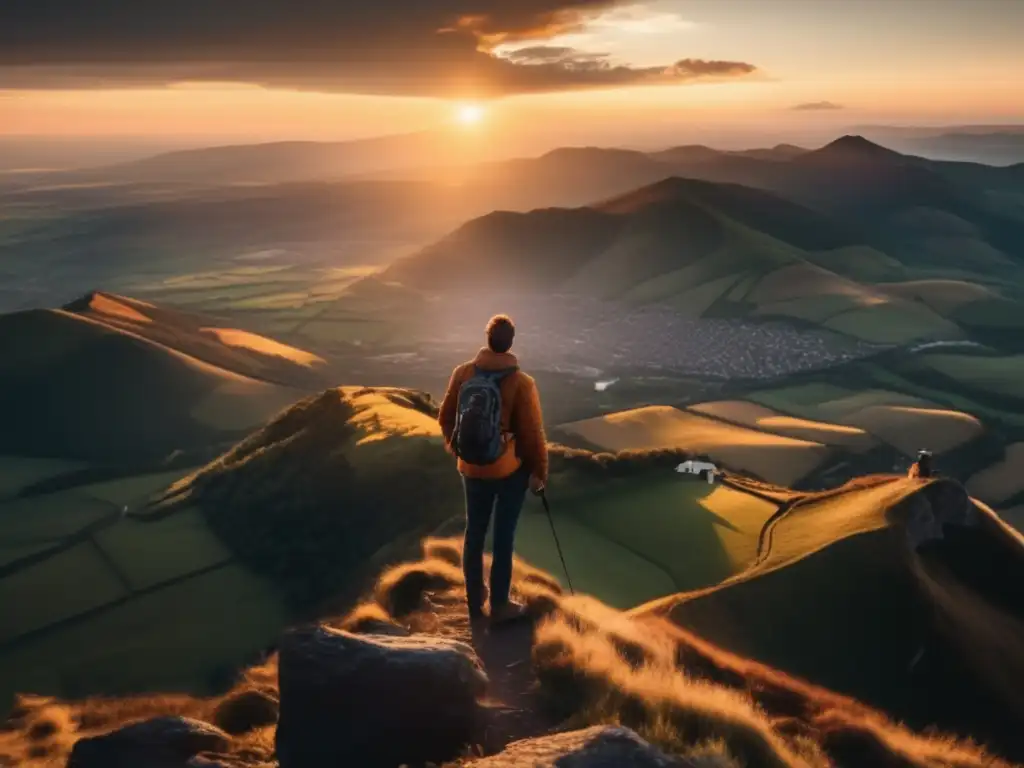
[{"xmin": 455, "ymin": 103, "xmax": 485, "ymax": 125}]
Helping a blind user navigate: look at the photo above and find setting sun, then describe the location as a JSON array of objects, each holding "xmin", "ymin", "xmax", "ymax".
[{"xmin": 455, "ymin": 103, "xmax": 485, "ymax": 126}]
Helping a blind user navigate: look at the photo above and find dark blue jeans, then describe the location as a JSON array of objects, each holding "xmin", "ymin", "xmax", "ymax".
[{"xmin": 462, "ymin": 466, "xmax": 529, "ymax": 613}]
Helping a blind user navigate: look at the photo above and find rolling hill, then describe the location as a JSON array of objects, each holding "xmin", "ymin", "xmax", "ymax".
[
  {"xmin": 0, "ymin": 293, "xmax": 322, "ymax": 462},
  {"xmin": 639, "ymin": 475, "xmax": 1024, "ymax": 758},
  {"xmin": 0, "ymin": 386, "xmax": 458, "ymax": 710},
  {"xmin": 2, "ymin": 383, "xmax": 1022, "ymax": 766},
  {"xmin": 376, "ymin": 174, "xmax": 1010, "ymax": 346},
  {"xmin": 0, "ymin": 131, "xmax": 464, "ymax": 188}
]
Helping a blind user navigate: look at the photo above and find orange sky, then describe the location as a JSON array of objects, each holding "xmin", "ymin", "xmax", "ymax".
[{"xmin": 1, "ymin": 0, "xmax": 1021, "ymax": 147}]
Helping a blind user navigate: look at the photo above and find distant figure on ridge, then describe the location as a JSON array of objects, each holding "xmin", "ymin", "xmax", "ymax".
[
  {"xmin": 909, "ymin": 449, "xmax": 933, "ymax": 479},
  {"xmin": 439, "ymin": 314, "xmax": 548, "ymax": 626}
]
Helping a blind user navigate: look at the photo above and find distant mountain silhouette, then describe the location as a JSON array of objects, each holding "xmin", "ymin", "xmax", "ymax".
[
  {"xmin": 4, "ymin": 131, "xmax": 463, "ymax": 187},
  {"xmin": 651, "ymin": 143, "xmax": 808, "ymax": 164},
  {"xmin": 804, "ymin": 134, "xmax": 907, "ymax": 162}
]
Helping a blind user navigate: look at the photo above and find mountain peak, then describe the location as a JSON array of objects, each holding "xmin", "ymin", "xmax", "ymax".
[{"xmin": 819, "ymin": 135, "xmax": 899, "ymax": 157}]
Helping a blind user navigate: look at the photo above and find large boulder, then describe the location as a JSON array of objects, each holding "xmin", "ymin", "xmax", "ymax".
[
  {"xmin": 468, "ymin": 726, "xmax": 691, "ymax": 767},
  {"xmin": 67, "ymin": 716, "xmax": 231, "ymax": 768},
  {"xmin": 275, "ymin": 625, "xmax": 489, "ymax": 768}
]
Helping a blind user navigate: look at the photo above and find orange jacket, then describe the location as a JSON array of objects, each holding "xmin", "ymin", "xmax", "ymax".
[{"xmin": 438, "ymin": 348, "xmax": 548, "ymax": 483}]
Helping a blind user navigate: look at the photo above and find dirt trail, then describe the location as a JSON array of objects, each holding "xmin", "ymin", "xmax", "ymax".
[{"xmin": 424, "ymin": 592, "xmax": 558, "ymax": 755}]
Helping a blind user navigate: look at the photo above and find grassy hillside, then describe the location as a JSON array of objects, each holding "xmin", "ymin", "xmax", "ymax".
[
  {"xmin": 373, "ymin": 174, "xmax": 1014, "ymax": 346},
  {"xmin": 640, "ymin": 475, "xmax": 1024, "ymax": 753},
  {"xmin": 555, "ymin": 405, "xmax": 832, "ymax": 487},
  {"xmin": 0, "ymin": 296, "xmax": 319, "ymax": 461},
  {"xmin": 64, "ymin": 291, "xmax": 327, "ymax": 387},
  {"xmin": 0, "ymin": 461, "xmax": 286, "ymax": 711},
  {"xmin": 151, "ymin": 386, "xmax": 461, "ymax": 612},
  {"xmin": 0, "ymin": 386, "xmax": 455, "ymax": 710},
  {"xmin": 4, "ymin": 535, "xmax": 1020, "ymax": 767}
]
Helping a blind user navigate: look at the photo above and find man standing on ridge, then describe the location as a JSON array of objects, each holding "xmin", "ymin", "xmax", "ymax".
[{"xmin": 439, "ymin": 314, "xmax": 549, "ymax": 625}]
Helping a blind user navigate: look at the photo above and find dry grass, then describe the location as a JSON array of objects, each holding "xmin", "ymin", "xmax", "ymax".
[
  {"xmin": 201, "ymin": 327, "xmax": 325, "ymax": 368},
  {"xmin": 340, "ymin": 385, "xmax": 444, "ymax": 443},
  {"xmin": 2, "ymin": 536, "xmax": 1015, "ymax": 768},
  {"xmin": 837, "ymin": 406, "xmax": 982, "ymax": 457},
  {"xmin": 559, "ymin": 406, "xmax": 830, "ymax": 486},
  {"xmin": 533, "ymin": 596, "xmax": 1014, "ymax": 768},
  {"xmin": 689, "ymin": 400, "xmax": 876, "ymax": 451}
]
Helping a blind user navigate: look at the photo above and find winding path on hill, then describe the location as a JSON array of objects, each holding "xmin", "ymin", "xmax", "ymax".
[
  {"xmin": 719, "ymin": 470, "xmax": 898, "ymax": 569},
  {"xmin": 424, "ymin": 591, "xmax": 558, "ymax": 754}
]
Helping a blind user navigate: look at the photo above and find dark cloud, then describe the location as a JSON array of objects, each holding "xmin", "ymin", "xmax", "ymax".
[
  {"xmin": 0, "ymin": 1, "xmax": 757, "ymax": 96},
  {"xmin": 790, "ymin": 101, "xmax": 844, "ymax": 111}
]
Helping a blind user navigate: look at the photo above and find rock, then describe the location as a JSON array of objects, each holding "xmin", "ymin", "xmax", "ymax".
[
  {"xmin": 903, "ymin": 480, "xmax": 973, "ymax": 548},
  {"xmin": 275, "ymin": 625, "xmax": 488, "ymax": 768},
  {"xmin": 346, "ymin": 618, "xmax": 412, "ymax": 637},
  {"xmin": 212, "ymin": 688, "xmax": 279, "ymax": 734},
  {"xmin": 467, "ymin": 726, "xmax": 691, "ymax": 767},
  {"xmin": 67, "ymin": 716, "xmax": 231, "ymax": 768},
  {"xmin": 186, "ymin": 758, "xmax": 230, "ymax": 768}
]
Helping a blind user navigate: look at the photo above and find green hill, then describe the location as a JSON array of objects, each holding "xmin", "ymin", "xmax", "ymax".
[
  {"xmin": 640, "ymin": 475, "xmax": 1024, "ymax": 755},
  {"xmin": 1, "ymin": 378, "xmax": 1023, "ymax": 765},
  {"xmin": 0, "ymin": 296, "xmax": 318, "ymax": 462},
  {"xmin": 376, "ymin": 176, "xmax": 981, "ymax": 345}
]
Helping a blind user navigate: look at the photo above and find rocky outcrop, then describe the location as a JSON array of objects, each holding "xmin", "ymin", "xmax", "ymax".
[
  {"xmin": 67, "ymin": 716, "xmax": 231, "ymax": 768},
  {"xmin": 211, "ymin": 687, "xmax": 279, "ymax": 735},
  {"xmin": 275, "ymin": 625, "xmax": 489, "ymax": 768},
  {"xmin": 467, "ymin": 726, "xmax": 692, "ymax": 767},
  {"xmin": 902, "ymin": 479, "xmax": 975, "ymax": 548}
]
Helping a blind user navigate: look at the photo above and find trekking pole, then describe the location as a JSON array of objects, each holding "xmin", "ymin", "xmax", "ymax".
[{"xmin": 538, "ymin": 490, "xmax": 575, "ymax": 595}]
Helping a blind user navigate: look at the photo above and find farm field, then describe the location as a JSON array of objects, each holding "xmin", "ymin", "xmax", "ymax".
[
  {"xmin": 557, "ymin": 406, "xmax": 831, "ymax": 486},
  {"xmin": 0, "ymin": 463, "xmax": 285, "ymax": 707},
  {"xmin": 512, "ymin": 474, "xmax": 780, "ymax": 608}
]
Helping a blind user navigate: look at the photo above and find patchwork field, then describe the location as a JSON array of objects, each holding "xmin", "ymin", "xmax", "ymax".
[
  {"xmin": 688, "ymin": 400, "xmax": 876, "ymax": 450},
  {"xmin": 0, "ymin": 456, "xmax": 87, "ymax": 498},
  {"xmin": 557, "ymin": 406, "xmax": 831, "ymax": 486},
  {"xmin": 921, "ymin": 353, "xmax": 1024, "ymax": 401},
  {"xmin": 0, "ymin": 459, "xmax": 284, "ymax": 708},
  {"xmin": 744, "ymin": 385, "xmax": 983, "ymax": 458},
  {"xmin": 823, "ymin": 302, "xmax": 963, "ymax": 344},
  {"xmin": 875, "ymin": 279, "xmax": 998, "ymax": 314},
  {"xmin": 513, "ymin": 474, "xmax": 780, "ymax": 609}
]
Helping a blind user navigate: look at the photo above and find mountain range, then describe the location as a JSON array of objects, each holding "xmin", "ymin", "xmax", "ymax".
[{"xmin": 374, "ymin": 137, "xmax": 1024, "ymax": 350}]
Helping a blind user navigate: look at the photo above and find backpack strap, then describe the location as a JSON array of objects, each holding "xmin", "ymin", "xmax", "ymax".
[{"xmin": 472, "ymin": 365, "xmax": 519, "ymax": 379}]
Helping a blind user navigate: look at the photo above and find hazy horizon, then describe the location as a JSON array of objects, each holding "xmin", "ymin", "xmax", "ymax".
[{"xmin": 2, "ymin": 0, "xmax": 1022, "ymax": 160}]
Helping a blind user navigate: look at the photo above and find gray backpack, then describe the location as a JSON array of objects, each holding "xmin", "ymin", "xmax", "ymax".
[{"xmin": 453, "ymin": 366, "xmax": 518, "ymax": 465}]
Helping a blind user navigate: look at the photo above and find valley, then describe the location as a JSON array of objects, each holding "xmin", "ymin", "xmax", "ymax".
[{"xmin": 1, "ymin": 131, "xmax": 1023, "ymax": 768}]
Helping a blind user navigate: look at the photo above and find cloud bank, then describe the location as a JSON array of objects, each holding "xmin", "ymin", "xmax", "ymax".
[
  {"xmin": 0, "ymin": 0, "xmax": 757, "ymax": 96},
  {"xmin": 790, "ymin": 101, "xmax": 844, "ymax": 111}
]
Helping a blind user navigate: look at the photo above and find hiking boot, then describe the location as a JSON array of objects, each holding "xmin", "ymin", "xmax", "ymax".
[
  {"xmin": 468, "ymin": 583, "xmax": 490, "ymax": 620},
  {"xmin": 489, "ymin": 599, "xmax": 529, "ymax": 626}
]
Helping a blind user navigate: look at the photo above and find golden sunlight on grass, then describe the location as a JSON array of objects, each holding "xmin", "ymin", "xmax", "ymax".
[
  {"xmin": 200, "ymin": 327, "xmax": 325, "ymax": 368},
  {"xmin": 338, "ymin": 386, "xmax": 443, "ymax": 445},
  {"xmin": 87, "ymin": 292, "xmax": 153, "ymax": 324},
  {"xmin": 560, "ymin": 406, "xmax": 830, "ymax": 486}
]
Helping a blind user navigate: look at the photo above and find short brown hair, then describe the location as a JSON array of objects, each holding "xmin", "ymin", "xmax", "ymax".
[{"xmin": 486, "ymin": 314, "xmax": 515, "ymax": 353}]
